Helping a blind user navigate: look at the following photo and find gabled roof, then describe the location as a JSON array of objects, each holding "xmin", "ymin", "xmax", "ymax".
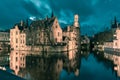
[{"xmin": 30, "ymin": 17, "xmax": 56, "ymax": 29}]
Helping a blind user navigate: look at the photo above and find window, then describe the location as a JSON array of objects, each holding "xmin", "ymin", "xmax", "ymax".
[
  {"xmin": 16, "ymin": 52, "xmax": 18, "ymax": 55},
  {"xmin": 56, "ymin": 25, "xmax": 57, "ymax": 28},
  {"xmin": 20, "ymin": 57, "xmax": 22, "ymax": 61},
  {"xmin": 115, "ymin": 42, "xmax": 117, "ymax": 46},
  {"xmin": 23, "ymin": 40, "xmax": 24, "ymax": 44},
  {"xmin": 55, "ymin": 38, "xmax": 57, "ymax": 42},
  {"xmin": 20, "ymin": 40, "xmax": 22, "ymax": 43},
  {"xmin": 58, "ymin": 32, "xmax": 60, "ymax": 36},
  {"xmin": 16, "ymin": 38, "xmax": 18, "ymax": 43},
  {"xmin": 16, "ymin": 57, "xmax": 18, "ymax": 62},
  {"xmin": 16, "ymin": 66, "xmax": 18, "ymax": 69},
  {"xmin": 23, "ymin": 57, "xmax": 24, "ymax": 61},
  {"xmin": 16, "ymin": 31, "xmax": 18, "ymax": 35}
]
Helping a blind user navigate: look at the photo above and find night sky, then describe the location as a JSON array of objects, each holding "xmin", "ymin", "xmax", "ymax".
[{"xmin": 0, "ymin": 0, "xmax": 120, "ymax": 36}]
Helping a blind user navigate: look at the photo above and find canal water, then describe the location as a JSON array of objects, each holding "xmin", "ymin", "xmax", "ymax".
[
  {"xmin": 60, "ymin": 52, "xmax": 119, "ymax": 80},
  {"xmin": 1, "ymin": 51, "xmax": 120, "ymax": 80}
]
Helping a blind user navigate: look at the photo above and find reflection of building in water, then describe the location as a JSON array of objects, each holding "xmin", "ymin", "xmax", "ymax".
[
  {"xmin": 14, "ymin": 54, "xmax": 63, "ymax": 80},
  {"xmin": 104, "ymin": 51, "xmax": 120, "ymax": 77},
  {"xmin": 10, "ymin": 50, "xmax": 28, "ymax": 75},
  {"xmin": 104, "ymin": 52, "xmax": 114, "ymax": 61},
  {"xmin": 63, "ymin": 52, "xmax": 80, "ymax": 76},
  {"xmin": 113, "ymin": 55, "xmax": 120, "ymax": 77},
  {"xmin": 10, "ymin": 50, "xmax": 41, "ymax": 75},
  {"xmin": 10, "ymin": 50, "xmax": 80, "ymax": 79}
]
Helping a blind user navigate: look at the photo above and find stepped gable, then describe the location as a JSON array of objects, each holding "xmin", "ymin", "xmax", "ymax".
[{"xmin": 13, "ymin": 21, "xmax": 27, "ymax": 31}]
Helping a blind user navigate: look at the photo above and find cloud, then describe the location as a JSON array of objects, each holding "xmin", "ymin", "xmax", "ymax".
[
  {"xmin": 0, "ymin": 0, "xmax": 120, "ymax": 35},
  {"xmin": 47, "ymin": 0, "xmax": 95, "ymax": 22},
  {"xmin": 0, "ymin": 0, "xmax": 29, "ymax": 28}
]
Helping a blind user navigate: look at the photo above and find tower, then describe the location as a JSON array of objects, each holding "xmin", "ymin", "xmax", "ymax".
[
  {"xmin": 73, "ymin": 14, "xmax": 80, "ymax": 56},
  {"xmin": 74, "ymin": 14, "xmax": 79, "ymax": 27}
]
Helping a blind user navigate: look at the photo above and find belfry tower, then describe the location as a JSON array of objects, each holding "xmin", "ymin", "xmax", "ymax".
[
  {"xmin": 74, "ymin": 14, "xmax": 79, "ymax": 27},
  {"xmin": 73, "ymin": 14, "xmax": 80, "ymax": 54}
]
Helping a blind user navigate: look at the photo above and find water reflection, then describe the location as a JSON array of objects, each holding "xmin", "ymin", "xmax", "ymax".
[
  {"xmin": 10, "ymin": 50, "xmax": 80, "ymax": 80},
  {"xmin": 9, "ymin": 50, "xmax": 120, "ymax": 80},
  {"xmin": 104, "ymin": 51, "xmax": 120, "ymax": 78},
  {"xmin": 19, "ymin": 55, "xmax": 63, "ymax": 80}
]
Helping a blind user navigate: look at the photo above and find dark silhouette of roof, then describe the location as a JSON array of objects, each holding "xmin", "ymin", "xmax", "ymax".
[
  {"xmin": 13, "ymin": 21, "xmax": 28, "ymax": 31},
  {"xmin": 30, "ymin": 17, "xmax": 56, "ymax": 29},
  {"xmin": 111, "ymin": 16, "xmax": 118, "ymax": 28}
]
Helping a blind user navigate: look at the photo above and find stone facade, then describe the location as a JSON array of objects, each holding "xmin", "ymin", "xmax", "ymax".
[
  {"xmin": 104, "ymin": 28, "xmax": 120, "ymax": 51},
  {"xmin": 10, "ymin": 14, "xmax": 80, "ymax": 54},
  {"xmin": 10, "ymin": 25, "xmax": 28, "ymax": 51}
]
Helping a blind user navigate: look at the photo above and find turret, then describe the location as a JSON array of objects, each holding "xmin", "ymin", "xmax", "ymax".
[{"xmin": 74, "ymin": 14, "xmax": 79, "ymax": 27}]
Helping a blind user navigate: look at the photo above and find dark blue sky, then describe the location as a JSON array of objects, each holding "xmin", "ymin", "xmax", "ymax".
[{"xmin": 0, "ymin": 0, "xmax": 120, "ymax": 35}]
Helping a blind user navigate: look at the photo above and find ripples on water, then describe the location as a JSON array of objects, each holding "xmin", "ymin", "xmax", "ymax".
[{"xmin": 2, "ymin": 51, "xmax": 120, "ymax": 80}]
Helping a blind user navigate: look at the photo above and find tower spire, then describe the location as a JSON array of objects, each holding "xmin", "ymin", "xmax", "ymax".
[
  {"xmin": 74, "ymin": 14, "xmax": 79, "ymax": 27},
  {"xmin": 51, "ymin": 11, "xmax": 54, "ymax": 18}
]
